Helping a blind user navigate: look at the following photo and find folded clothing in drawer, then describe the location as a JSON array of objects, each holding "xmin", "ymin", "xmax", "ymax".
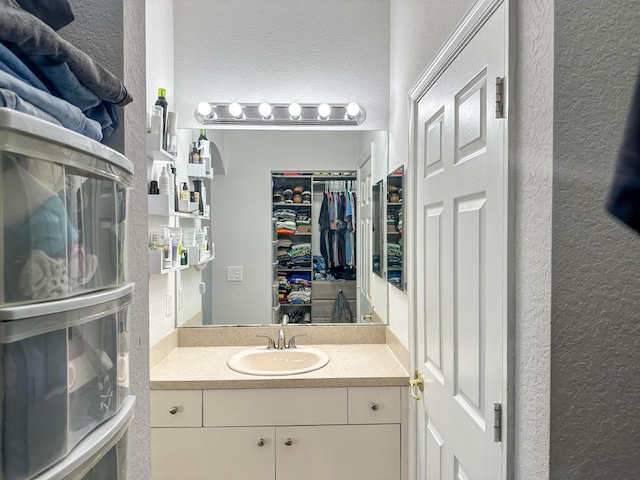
[
  {"xmin": 0, "ymin": 283, "xmax": 133, "ymax": 480},
  {"xmin": 0, "ymin": 108, "xmax": 133, "ymax": 307}
]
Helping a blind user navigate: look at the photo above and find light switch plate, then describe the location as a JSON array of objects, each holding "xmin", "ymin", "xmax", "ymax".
[{"xmin": 227, "ymin": 266, "xmax": 243, "ymax": 282}]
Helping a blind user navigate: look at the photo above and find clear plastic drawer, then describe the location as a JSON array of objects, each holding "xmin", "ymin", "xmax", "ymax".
[
  {"xmin": 0, "ymin": 284, "xmax": 134, "ymax": 480},
  {"xmin": 0, "ymin": 108, "xmax": 133, "ymax": 307}
]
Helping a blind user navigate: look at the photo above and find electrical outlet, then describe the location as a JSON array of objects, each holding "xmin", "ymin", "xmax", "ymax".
[
  {"xmin": 227, "ymin": 266, "xmax": 243, "ymax": 282},
  {"xmin": 177, "ymin": 287, "xmax": 183, "ymax": 310},
  {"xmin": 165, "ymin": 293, "xmax": 172, "ymax": 317}
]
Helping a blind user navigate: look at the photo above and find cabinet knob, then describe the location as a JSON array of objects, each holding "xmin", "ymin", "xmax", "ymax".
[
  {"xmin": 169, "ymin": 406, "xmax": 178, "ymax": 415},
  {"xmin": 257, "ymin": 438, "xmax": 265, "ymax": 447},
  {"xmin": 284, "ymin": 438, "xmax": 293, "ymax": 446},
  {"xmin": 371, "ymin": 403, "xmax": 379, "ymax": 411}
]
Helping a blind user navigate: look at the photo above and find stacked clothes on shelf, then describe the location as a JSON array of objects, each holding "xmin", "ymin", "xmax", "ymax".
[
  {"xmin": 275, "ymin": 208, "xmax": 297, "ymax": 235},
  {"xmin": 276, "ymin": 237, "xmax": 293, "ymax": 266},
  {"xmin": 387, "ymin": 243, "xmax": 402, "ymax": 268},
  {"xmin": 288, "ymin": 243, "xmax": 311, "ymax": 268},
  {"xmin": 277, "ymin": 272, "xmax": 311, "ymax": 305},
  {"xmin": 0, "ymin": 0, "xmax": 132, "ymax": 141},
  {"xmin": 296, "ymin": 211, "xmax": 311, "ymax": 233}
]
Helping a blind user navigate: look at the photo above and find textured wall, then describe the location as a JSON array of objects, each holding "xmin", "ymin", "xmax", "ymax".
[
  {"xmin": 514, "ymin": 0, "xmax": 553, "ymax": 478},
  {"xmin": 145, "ymin": 0, "xmax": 175, "ymax": 115},
  {"xmin": 123, "ymin": 0, "xmax": 151, "ymax": 477},
  {"xmin": 172, "ymin": 0, "xmax": 390, "ymax": 130},
  {"xmin": 551, "ymin": 1, "xmax": 640, "ymax": 478}
]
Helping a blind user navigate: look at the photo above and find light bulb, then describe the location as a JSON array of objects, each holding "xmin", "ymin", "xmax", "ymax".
[
  {"xmin": 197, "ymin": 102, "xmax": 212, "ymax": 116},
  {"xmin": 318, "ymin": 103, "xmax": 331, "ymax": 119},
  {"xmin": 259, "ymin": 103, "xmax": 273, "ymax": 118},
  {"xmin": 289, "ymin": 103, "xmax": 302, "ymax": 119},
  {"xmin": 346, "ymin": 102, "xmax": 360, "ymax": 118},
  {"xmin": 228, "ymin": 102, "xmax": 243, "ymax": 118}
]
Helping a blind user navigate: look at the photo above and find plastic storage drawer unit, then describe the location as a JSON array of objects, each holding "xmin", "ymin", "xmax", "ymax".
[
  {"xmin": 32, "ymin": 396, "xmax": 135, "ymax": 480},
  {"xmin": 0, "ymin": 283, "xmax": 134, "ymax": 480},
  {"xmin": 0, "ymin": 108, "xmax": 133, "ymax": 307}
]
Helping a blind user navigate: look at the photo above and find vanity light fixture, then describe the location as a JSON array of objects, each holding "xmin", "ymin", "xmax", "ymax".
[
  {"xmin": 259, "ymin": 103, "xmax": 273, "ymax": 119},
  {"xmin": 317, "ymin": 103, "xmax": 331, "ymax": 120},
  {"xmin": 288, "ymin": 102, "xmax": 302, "ymax": 120},
  {"xmin": 228, "ymin": 102, "xmax": 245, "ymax": 119},
  {"xmin": 194, "ymin": 102, "xmax": 367, "ymax": 126},
  {"xmin": 346, "ymin": 102, "xmax": 361, "ymax": 119}
]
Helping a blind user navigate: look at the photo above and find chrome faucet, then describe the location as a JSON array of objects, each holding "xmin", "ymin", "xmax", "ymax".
[
  {"xmin": 281, "ymin": 313, "xmax": 289, "ymax": 326},
  {"xmin": 277, "ymin": 328, "xmax": 286, "ymax": 350}
]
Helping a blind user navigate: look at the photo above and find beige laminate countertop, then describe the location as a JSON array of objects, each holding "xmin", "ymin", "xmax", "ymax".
[{"xmin": 150, "ymin": 344, "xmax": 409, "ymax": 390}]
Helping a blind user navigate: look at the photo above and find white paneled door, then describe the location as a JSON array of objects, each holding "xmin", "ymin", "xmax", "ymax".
[
  {"xmin": 358, "ymin": 152, "xmax": 373, "ymax": 322},
  {"xmin": 413, "ymin": 3, "xmax": 508, "ymax": 479}
]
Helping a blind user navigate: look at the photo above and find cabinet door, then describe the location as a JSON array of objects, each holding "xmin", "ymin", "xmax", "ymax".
[
  {"xmin": 151, "ymin": 427, "xmax": 275, "ymax": 480},
  {"xmin": 276, "ymin": 424, "xmax": 400, "ymax": 480}
]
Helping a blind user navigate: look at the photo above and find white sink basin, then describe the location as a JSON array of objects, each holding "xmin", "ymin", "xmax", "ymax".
[{"xmin": 227, "ymin": 346, "xmax": 330, "ymax": 376}]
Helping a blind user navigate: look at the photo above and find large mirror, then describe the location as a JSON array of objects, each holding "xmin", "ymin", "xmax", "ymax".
[
  {"xmin": 172, "ymin": 129, "xmax": 389, "ymax": 327},
  {"xmin": 386, "ymin": 166, "xmax": 404, "ymax": 290}
]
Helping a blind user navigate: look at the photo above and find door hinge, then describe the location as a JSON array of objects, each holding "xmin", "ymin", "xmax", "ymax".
[
  {"xmin": 495, "ymin": 77, "xmax": 505, "ymax": 119},
  {"xmin": 493, "ymin": 402, "xmax": 502, "ymax": 442}
]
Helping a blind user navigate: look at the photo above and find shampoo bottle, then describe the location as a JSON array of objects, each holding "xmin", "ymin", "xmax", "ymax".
[{"xmin": 154, "ymin": 88, "xmax": 168, "ymax": 148}]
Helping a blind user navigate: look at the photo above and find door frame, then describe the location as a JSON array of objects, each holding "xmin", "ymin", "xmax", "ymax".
[{"xmin": 406, "ymin": 0, "xmax": 515, "ymax": 478}]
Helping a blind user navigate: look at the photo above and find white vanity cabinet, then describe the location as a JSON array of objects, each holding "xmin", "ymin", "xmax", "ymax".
[{"xmin": 150, "ymin": 386, "xmax": 403, "ymax": 480}]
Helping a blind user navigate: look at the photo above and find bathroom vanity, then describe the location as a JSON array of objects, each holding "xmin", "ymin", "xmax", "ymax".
[{"xmin": 149, "ymin": 333, "xmax": 408, "ymax": 480}]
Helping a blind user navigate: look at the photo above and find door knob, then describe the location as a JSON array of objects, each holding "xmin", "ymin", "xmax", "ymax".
[
  {"xmin": 409, "ymin": 371, "xmax": 424, "ymax": 400},
  {"xmin": 371, "ymin": 403, "xmax": 380, "ymax": 411},
  {"xmin": 257, "ymin": 438, "xmax": 265, "ymax": 447},
  {"xmin": 169, "ymin": 406, "xmax": 178, "ymax": 414},
  {"xmin": 284, "ymin": 438, "xmax": 293, "ymax": 446}
]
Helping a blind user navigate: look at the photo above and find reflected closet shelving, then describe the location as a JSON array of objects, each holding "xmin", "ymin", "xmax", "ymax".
[{"xmin": 272, "ymin": 171, "xmax": 357, "ymax": 324}]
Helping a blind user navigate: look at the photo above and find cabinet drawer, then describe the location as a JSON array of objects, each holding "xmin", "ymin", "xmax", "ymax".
[
  {"xmin": 203, "ymin": 387, "xmax": 347, "ymax": 426},
  {"xmin": 151, "ymin": 390, "xmax": 202, "ymax": 427},
  {"xmin": 348, "ymin": 387, "xmax": 401, "ymax": 424}
]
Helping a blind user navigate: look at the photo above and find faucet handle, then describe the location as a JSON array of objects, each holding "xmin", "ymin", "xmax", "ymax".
[
  {"xmin": 256, "ymin": 333, "xmax": 276, "ymax": 349},
  {"xmin": 287, "ymin": 333, "xmax": 307, "ymax": 349}
]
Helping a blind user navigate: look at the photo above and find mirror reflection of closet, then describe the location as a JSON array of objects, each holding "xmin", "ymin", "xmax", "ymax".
[
  {"xmin": 273, "ymin": 171, "xmax": 358, "ymax": 324},
  {"xmin": 372, "ymin": 180, "xmax": 383, "ymax": 277},
  {"xmin": 386, "ymin": 166, "xmax": 404, "ymax": 290}
]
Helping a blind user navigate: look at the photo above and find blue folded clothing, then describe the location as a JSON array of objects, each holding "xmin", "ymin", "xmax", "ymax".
[
  {"xmin": 0, "ymin": 42, "xmax": 49, "ymax": 91},
  {"xmin": 0, "ymin": 88, "xmax": 63, "ymax": 125},
  {"xmin": 0, "ymin": 69, "xmax": 102, "ymax": 140},
  {"xmin": 29, "ymin": 54, "xmax": 117, "ymax": 139}
]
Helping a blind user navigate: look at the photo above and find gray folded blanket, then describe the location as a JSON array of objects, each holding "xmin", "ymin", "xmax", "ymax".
[{"xmin": 0, "ymin": 0, "xmax": 131, "ymax": 106}]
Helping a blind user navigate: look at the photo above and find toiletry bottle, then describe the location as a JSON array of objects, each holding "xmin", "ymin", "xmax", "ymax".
[
  {"xmin": 192, "ymin": 178, "xmax": 204, "ymax": 215},
  {"xmin": 180, "ymin": 182, "xmax": 189, "ymax": 201},
  {"xmin": 154, "ymin": 88, "xmax": 168, "ymax": 149},
  {"xmin": 159, "ymin": 166, "xmax": 170, "ymax": 196},
  {"xmin": 171, "ymin": 165, "xmax": 179, "ymax": 212},
  {"xmin": 198, "ymin": 129, "xmax": 212, "ymax": 175},
  {"xmin": 189, "ymin": 142, "xmax": 201, "ymax": 164},
  {"xmin": 150, "ymin": 105, "xmax": 163, "ymax": 135},
  {"xmin": 166, "ymin": 111, "xmax": 178, "ymax": 155}
]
